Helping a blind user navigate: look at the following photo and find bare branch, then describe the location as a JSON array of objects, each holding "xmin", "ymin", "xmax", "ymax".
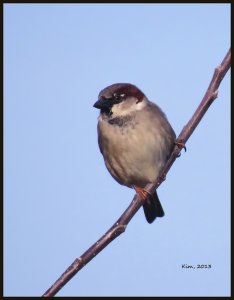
[{"xmin": 42, "ymin": 48, "xmax": 231, "ymax": 297}]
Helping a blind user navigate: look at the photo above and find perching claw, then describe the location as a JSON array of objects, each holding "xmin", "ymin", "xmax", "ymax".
[{"xmin": 175, "ymin": 140, "xmax": 187, "ymax": 157}]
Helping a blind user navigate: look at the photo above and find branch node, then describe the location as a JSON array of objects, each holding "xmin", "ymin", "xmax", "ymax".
[
  {"xmin": 75, "ymin": 257, "xmax": 84, "ymax": 268},
  {"xmin": 106, "ymin": 224, "xmax": 126, "ymax": 240},
  {"xmin": 212, "ymin": 90, "xmax": 218, "ymax": 99}
]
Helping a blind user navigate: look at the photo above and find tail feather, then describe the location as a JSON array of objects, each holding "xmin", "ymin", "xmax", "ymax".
[{"xmin": 143, "ymin": 191, "xmax": 164, "ymax": 224}]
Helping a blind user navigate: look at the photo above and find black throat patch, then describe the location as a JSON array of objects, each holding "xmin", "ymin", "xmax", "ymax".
[{"xmin": 108, "ymin": 115, "xmax": 134, "ymax": 127}]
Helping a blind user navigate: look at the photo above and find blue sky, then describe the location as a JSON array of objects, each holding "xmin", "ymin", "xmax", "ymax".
[{"xmin": 4, "ymin": 3, "xmax": 230, "ymax": 297}]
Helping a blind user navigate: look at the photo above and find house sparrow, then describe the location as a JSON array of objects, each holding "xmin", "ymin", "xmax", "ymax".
[{"xmin": 93, "ymin": 83, "xmax": 176, "ymax": 223}]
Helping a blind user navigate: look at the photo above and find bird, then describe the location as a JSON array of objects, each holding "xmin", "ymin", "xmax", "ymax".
[{"xmin": 93, "ymin": 83, "xmax": 176, "ymax": 223}]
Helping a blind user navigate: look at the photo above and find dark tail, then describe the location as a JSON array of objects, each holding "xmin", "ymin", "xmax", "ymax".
[{"xmin": 143, "ymin": 191, "xmax": 164, "ymax": 224}]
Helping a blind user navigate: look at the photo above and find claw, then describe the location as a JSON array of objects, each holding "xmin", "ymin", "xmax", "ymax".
[{"xmin": 175, "ymin": 140, "xmax": 186, "ymax": 157}]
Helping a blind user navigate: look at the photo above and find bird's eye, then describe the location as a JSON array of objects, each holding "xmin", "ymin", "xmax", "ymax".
[
  {"xmin": 113, "ymin": 93, "xmax": 120, "ymax": 100},
  {"xmin": 113, "ymin": 93, "xmax": 125, "ymax": 102}
]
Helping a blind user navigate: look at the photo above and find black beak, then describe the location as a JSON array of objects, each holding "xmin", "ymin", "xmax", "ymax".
[{"xmin": 93, "ymin": 98, "xmax": 111, "ymax": 110}]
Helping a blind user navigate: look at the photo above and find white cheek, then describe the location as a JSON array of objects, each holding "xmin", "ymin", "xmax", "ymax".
[
  {"xmin": 111, "ymin": 102, "xmax": 126, "ymax": 115},
  {"xmin": 135, "ymin": 101, "xmax": 146, "ymax": 111},
  {"xmin": 111, "ymin": 99, "xmax": 146, "ymax": 116}
]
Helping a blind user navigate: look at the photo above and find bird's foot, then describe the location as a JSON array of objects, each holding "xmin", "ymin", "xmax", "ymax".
[
  {"xmin": 175, "ymin": 140, "xmax": 187, "ymax": 157},
  {"xmin": 133, "ymin": 186, "xmax": 150, "ymax": 200}
]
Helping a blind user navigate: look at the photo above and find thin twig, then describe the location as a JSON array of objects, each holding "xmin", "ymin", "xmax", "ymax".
[{"xmin": 42, "ymin": 48, "xmax": 230, "ymax": 297}]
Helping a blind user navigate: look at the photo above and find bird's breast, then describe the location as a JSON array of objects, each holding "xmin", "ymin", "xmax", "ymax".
[{"xmin": 97, "ymin": 115, "xmax": 165, "ymax": 188}]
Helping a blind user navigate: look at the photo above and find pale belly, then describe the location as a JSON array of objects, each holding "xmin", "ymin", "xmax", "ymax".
[{"xmin": 98, "ymin": 119, "xmax": 165, "ymax": 188}]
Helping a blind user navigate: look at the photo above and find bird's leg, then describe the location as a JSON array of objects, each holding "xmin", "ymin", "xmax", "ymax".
[{"xmin": 133, "ymin": 185, "xmax": 150, "ymax": 200}]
